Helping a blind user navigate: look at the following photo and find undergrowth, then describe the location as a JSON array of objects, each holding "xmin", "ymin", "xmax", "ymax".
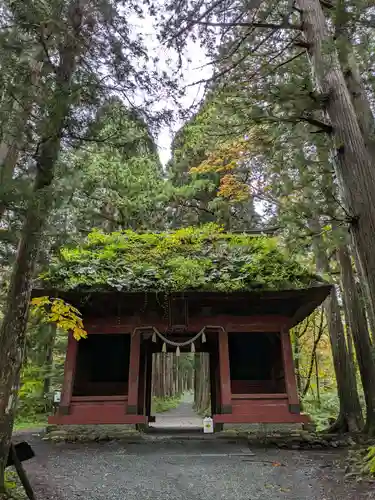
[
  {"xmin": 362, "ymin": 446, "xmax": 375, "ymax": 477},
  {"xmin": 152, "ymin": 395, "xmax": 181, "ymax": 413},
  {"xmin": 302, "ymin": 391, "xmax": 340, "ymax": 431},
  {"xmin": 3, "ymin": 471, "xmax": 26, "ymax": 499}
]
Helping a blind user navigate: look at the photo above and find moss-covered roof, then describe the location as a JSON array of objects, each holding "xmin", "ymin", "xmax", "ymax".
[{"xmin": 41, "ymin": 224, "xmax": 322, "ymax": 293}]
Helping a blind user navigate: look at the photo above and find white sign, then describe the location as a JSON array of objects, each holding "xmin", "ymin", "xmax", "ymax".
[
  {"xmin": 53, "ymin": 391, "xmax": 61, "ymax": 403},
  {"xmin": 203, "ymin": 416, "xmax": 214, "ymax": 434}
]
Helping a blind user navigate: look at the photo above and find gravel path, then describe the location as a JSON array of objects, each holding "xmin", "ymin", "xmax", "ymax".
[
  {"xmin": 16, "ymin": 432, "xmax": 375, "ymax": 500},
  {"xmin": 151, "ymin": 396, "xmax": 203, "ymax": 429}
]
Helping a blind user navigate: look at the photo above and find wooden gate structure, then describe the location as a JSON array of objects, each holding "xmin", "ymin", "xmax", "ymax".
[{"xmin": 33, "ymin": 286, "xmax": 331, "ymax": 428}]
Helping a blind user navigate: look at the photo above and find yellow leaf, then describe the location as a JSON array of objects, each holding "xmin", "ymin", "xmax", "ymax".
[
  {"xmin": 29, "ymin": 296, "xmax": 87, "ymax": 342},
  {"xmin": 31, "ymin": 296, "xmax": 50, "ymax": 307}
]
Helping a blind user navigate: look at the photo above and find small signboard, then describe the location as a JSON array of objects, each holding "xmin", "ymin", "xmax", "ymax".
[{"xmin": 53, "ymin": 391, "xmax": 61, "ymax": 403}]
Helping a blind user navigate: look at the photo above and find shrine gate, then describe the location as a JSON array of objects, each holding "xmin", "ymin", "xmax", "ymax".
[{"xmin": 32, "ymin": 285, "xmax": 331, "ymax": 429}]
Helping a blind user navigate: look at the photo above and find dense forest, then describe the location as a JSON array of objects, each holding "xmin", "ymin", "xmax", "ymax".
[{"xmin": 2, "ymin": 0, "xmax": 375, "ymax": 495}]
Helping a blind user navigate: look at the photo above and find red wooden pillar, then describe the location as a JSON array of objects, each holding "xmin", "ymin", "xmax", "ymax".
[
  {"xmin": 144, "ymin": 346, "xmax": 153, "ymax": 420},
  {"xmin": 60, "ymin": 332, "xmax": 78, "ymax": 415},
  {"xmin": 137, "ymin": 347, "xmax": 146, "ymax": 415},
  {"xmin": 218, "ymin": 328, "xmax": 232, "ymax": 413},
  {"xmin": 280, "ymin": 329, "xmax": 300, "ymax": 413},
  {"xmin": 127, "ymin": 330, "xmax": 141, "ymax": 414}
]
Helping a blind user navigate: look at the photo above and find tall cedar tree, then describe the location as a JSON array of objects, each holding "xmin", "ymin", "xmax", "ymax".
[
  {"xmin": 160, "ymin": 0, "xmax": 375, "ymax": 433},
  {"xmin": 0, "ymin": 0, "xmax": 172, "ymax": 491}
]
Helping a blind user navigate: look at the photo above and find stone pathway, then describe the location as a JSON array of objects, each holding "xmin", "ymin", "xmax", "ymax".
[{"xmin": 151, "ymin": 394, "xmax": 203, "ymax": 430}]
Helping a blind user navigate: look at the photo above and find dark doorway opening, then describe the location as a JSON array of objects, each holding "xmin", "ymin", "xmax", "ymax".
[
  {"xmin": 228, "ymin": 332, "xmax": 286, "ymax": 394},
  {"xmin": 73, "ymin": 334, "xmax": 130, "ymax": 397}
]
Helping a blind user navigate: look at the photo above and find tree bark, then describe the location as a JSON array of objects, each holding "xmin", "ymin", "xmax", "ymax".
[
  {"xmin": 341, "ymin": 293, "xmax": 356, "ymax": 369},
  {"xmin": 337, "ymin": 243, "xmax": 375, "ymax": 435},
  {"xmin": 297, "ymin": 0, "xmax": 375, "ymax": 351},
  {"xmin": 334, "ymin": 0, "xmax": 375, "ymax": 156},
  {"xmin": 0, "ymin": 3, "xmax": 83, "ymax": 491},
  {"xmin": 308, "ymin": 219, "xmax": 363, "ymax": 432},
  {"xmin": 43, "ymin": 324, "xmax": 57, "ymax": 398}
]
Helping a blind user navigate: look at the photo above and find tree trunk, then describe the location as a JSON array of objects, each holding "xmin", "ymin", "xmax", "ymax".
[
  {"xmin": 353, "ymin": 251, "xmax": 375, "ymax": 344},
  {"xmin": 43, "ymin": 324, "xmax": 57, "ymax": 397},
  {"xmin": 334, "ymin": 0, "xmax": 375, "ymax": 156},
  {"xmin": 297, "ymin": 0, "xmax": 375, "ymax": 350},
  {"xmin": 359, "ymin": 281, "xmax": 375, "ymax": 345},
  {"xmin": 0, "ymin": 170, "xmax": 55, "ymax": 493},
  {"xmin": 309, "ymin": 219, "xmax": 363, "ymax": 432},
  {"xmin": 341, "ymin": 293, "xmax": 356, "ymax": 369},
  {"xmin": 0, "ymin": 4, "xmax": 83, "ymax": 490},
  {"xmin": 337, "ymin": 243, "xmax": 375, "ymax": 435}
]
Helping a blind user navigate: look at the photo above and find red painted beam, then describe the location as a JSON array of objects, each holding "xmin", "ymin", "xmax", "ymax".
[
  {"xmin": 84, "ymin": 315, "xmax": 289, "ymax": 334},
  {"xmin": 71, "ymin": 396, "xmax": 128, "ymax": 402},
  {"xmin": 231, "ymin": 393, "xmax": 288, "ymax": 400},
  {"xmin": 48, "ymin": 414, "xmax": 147, "ymax": 425},
  {"xmin": 213, "ymin": 413, "xmax": 309, "ymax": 424}
]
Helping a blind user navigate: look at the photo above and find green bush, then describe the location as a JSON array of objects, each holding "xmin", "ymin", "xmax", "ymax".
[
  {"xmin": 152, "ymin": 395, "xmax": 181, "ymax": 413},
  {"xmin": 302, "ymin": 391, "xmax": 339, "ymax": 431},
  {"xmin": 4, "ymin": 470, "xmax": 27, "ymax": 499},
  {"xmin": 16, "ymin": 366, "xmax": 51, "ymax": 420},
  {"xmin": 363, "ymin": 446, "xmax": 375, "ymax": 477}
]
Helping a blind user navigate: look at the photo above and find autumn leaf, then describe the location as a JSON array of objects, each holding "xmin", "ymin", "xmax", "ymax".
[
  {"xmin": 30, "ymin": 296, "xmax": 87, "ymax": 341},
  {"xmin": 218, "ymin": 174, "xmax": 249, "ymax": 201}
]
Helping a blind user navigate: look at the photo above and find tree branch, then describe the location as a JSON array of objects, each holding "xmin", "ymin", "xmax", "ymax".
[
  {"xmin": 192, "ymin": 20, "xmax": 302, "ymax": 30},
  {"xmin": 253, "ymin": 113, "xmax": 333, "ymax": 134},
  {"xmin": 319, "ymin": 0, "xmax": 335, "ymax": 9},
  {"xmin": 302, "ymin": 308, "xmax": 325, "ymax": 397}
]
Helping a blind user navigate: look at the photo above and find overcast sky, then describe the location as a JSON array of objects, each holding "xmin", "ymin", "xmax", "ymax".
[{"xmin": 131, "ymin": 12, "xmax": 212, "ymax": 165}]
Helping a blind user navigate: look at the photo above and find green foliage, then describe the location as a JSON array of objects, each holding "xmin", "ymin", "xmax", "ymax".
[
  {"xmin": 59, "ymin": 99, "xmax": 167, "ymax": 235},
  {"xmin": 152, "ymin": 395, "xmax": 182, "ymax": 413},
  {"xmin": 41, "ymin": 224, "xmax": 321, "ymax": 293},
  {"xmin": 302, "ymin": 391, "xmax": 340, "ymax": 431},
  {"xmin": 16, "ymin": 365, "xmax": 48, "ymax": 420},
  {"xmin": 363, "ymin": 446, "xmax": 375, "ymax": 477},
  {"xmin": 4, "ymin": 470, "xmax": 26, "ymax": 500}
]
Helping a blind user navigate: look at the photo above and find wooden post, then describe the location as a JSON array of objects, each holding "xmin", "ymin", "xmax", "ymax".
[
  {"xmin": 60, "ymin": 332, "xmax": 78, "ymax": 415},
  {"xmin": 127, "ymin": 330, "xmax": 141, "ymax": 414},
  {"xmin": 280, "ymin": 329, "xmax": 300, "ymax": 413},
  {"xmin": 9, "ymin": 444, "xmax": 36, "ymax": 500},
  {"xmin": 145, "ymin": 345, "xmax": 153, "ymax": 420},
  {"xmin": 217, "ymin": 328, "xmax": 232, "ymax": 413},
  {"xmin": 137, "ymin": 346, "xmax": 146, "ymax": 415},
  {"xmin": 209, "ymin": 350, "xmax": 217, "ymax": 415}
]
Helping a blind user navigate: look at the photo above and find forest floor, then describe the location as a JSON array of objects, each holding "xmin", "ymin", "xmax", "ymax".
[{"xmin": 10, "ymin": 401, "xmax": 375, "ymax": 499}]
